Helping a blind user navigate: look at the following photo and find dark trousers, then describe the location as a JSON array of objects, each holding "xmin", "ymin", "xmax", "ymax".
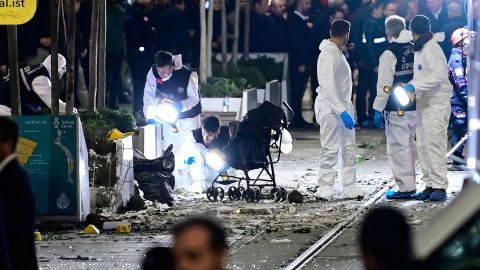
[
  {"xmin": 451, "ymin": 106, "xmax": 468, "ymax": 159},
  {"xmin": 310, "ymin": 61, "xmax": 318, "ymax": 110},
  {"xmin": 106, "ymin": 51, "xmax": 125, "ymax": 108},
  {"xmin": 290, "ymin": 67, "xmax": 308, "ymax": 124},
  {"xmin": 128, "ymin": 50, "xmax": 154, "ymax": 114},
  {"xmin": 356, "ymin": 66, "xmax": 377, "ymax": 123}
]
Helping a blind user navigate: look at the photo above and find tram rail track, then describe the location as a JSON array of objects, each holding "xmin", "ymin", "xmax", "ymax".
[{"xmin": 284, "ymin": 183, "xmax": 394, "ymax": 270}]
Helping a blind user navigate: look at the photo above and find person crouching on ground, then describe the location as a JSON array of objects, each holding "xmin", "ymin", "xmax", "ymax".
[
  {"xmin": 176, "ymin": 116, "xmax": 230, "ymax": 193},
  {"xmin": 314, "ymin": 19, "xmax": 365, "ymax": 200},
  {"xmin": 372, "ymin": 15, "xmax": 417, "ymax": 199}
]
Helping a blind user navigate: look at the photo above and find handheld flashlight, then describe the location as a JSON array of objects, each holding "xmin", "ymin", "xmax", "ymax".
[
  {"xmin": 205, "ymin": 149, "xmax": 226, "ymax": 172},
  {"xmin": 156, "ymin": 100, "xmax": 179, "ymax": 132},
  {"xmin": 383, "ymin": 83, "xmax": 415, "ymax": 116}
]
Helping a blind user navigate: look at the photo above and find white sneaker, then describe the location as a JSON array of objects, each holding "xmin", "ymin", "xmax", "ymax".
[
  {"xmin": 314, "ymin": 186, "xmax": 334, "ymax": 201},
  {"xmin": 341, "ymin": 187, "xmax": 366, "ymax": 199}
]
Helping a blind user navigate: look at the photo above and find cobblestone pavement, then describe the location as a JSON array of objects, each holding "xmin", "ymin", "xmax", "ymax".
[{"xmin": 36, "ymin": 129, "xmax": 470, "ymax": 269}]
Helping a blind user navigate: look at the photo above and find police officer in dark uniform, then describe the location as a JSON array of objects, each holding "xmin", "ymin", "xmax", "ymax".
[
  {"xmin": 143, "ymin": 51, "xmax": 201, "ymax": 155},
  {"xmin": 373, "ymin": 16, "xmax": 417, "ymax": 200},
  {"xmin": 448, "ymin": 28, "xmax": 470, "ymax": 170},
  {"xmin": 0, "ymin": 54, "xmax": 70, "ymax": 115},
  {"xmin": 357, "ymin": 1, "xmax": 388, "ymax": 128}
]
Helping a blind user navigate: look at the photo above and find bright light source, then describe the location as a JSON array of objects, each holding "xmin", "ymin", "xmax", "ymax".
[
  {"xmin": 205, "ymin": 150, "xmax": 226, "ymax": 172},
  {"xmin": 139, "ymin": 46, "xmax": 145, "ymax": 52},
  {"xmin": 280, "ymin": 143, "xmax": 293, "ymax": 154},
  {"xmin": 281, "ymin": 129, "xmax": 293, "ymax": 144},
  {"xmin": 393, "ymin": 86, "xmax": 411, "ymax": 107},
  {"xmin": 156, "ymin": 103, "xmax": 178, "ymax": 124}
]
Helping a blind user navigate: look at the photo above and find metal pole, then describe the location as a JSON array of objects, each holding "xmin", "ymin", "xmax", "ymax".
[
  {"xmin": 88, "ymin": 0, "xmax": 100, "ymax": 112},
  {"xmin": 232, "ymin": 0, "xmax": 240, "ymax": 67},
  {"xmin": 50, "ymin": 0, "xmax": 60, "ymax": 116},
  {"xmin": 97, "ymin": 0, "xmax": 106, "ymax": 110},
  {"xmin": 6, "ymin": 26, "xmax": 21, "ymax": 116},
  {"xmin": 66, "ymin": 0, "xmax": 76, "ymax": 114},
  {"xmin": 243, "ymin": 0, "xmax": 250, "ymax": 60},
  {"xmin": 468, "ymin": 0, "xmax": 480, "ymax": 179},
  {"xmin": 220, "ymin": 0, "xmax": 228, "ymax": 75}
]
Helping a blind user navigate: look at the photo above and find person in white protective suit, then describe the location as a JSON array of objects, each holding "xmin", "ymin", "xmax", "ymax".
[
  {"xmin": 404, "ymin": 15, "xmax": 452, "ymax": 201},
  {"xmin": 314, "ymin": 19, "xmax": 365, "ymax": 200},
  {"xmin": 143, "ymin": 51, "xmax": 201, "ymax": 155},
  {"xmin": 176, "ymin": 116, "xmax": 231, "ymax": 193},
  {"xmin": 372, "ymin": 16, "xmax": 417, "ymax": 199},
  {"xmin": 0, "ymin": 54, "xmax": 72, "ymax": 116}
]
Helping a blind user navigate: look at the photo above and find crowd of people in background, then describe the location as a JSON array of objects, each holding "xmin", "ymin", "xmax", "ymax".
[{"xmin": 0, "ymin": 0, "xmax": 477, "ymax": 126}]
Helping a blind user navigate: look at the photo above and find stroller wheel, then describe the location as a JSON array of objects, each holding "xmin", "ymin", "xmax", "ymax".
[
  {"xmin": 271, "ymin": 188, "xmax": 281, "ymax": 202},
  {"xmin": 280, "ymin": 188, "xmax": 288, "ymax": 202},
  {"xmin": 245, "ymin": 188, "xmax": 256, "ymax": 203},
  {"xmin": 237, "ymin": 186, "xmax": 246, "ymax": 200},
  {"xmin": 216, "ymin": 187, "xmax": 225, "ymax": 201},
  {"xmin": 254, "ymin": 188, "xmax": 262, "ymax": 201},
  {"xmin": 206, "ymin": 187, "xmax": 218, "ymax": 202},
  {"xmin": 228, "ymin": 186, "xmax": 237, "ymax": 200}
]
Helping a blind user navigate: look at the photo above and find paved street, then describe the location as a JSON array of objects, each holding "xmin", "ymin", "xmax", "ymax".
[{"xmin": 35, "ymin": 129, "xmax": 470, "ymax": 269}]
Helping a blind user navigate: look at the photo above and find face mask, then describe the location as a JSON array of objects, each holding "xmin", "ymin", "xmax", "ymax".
[{"xmin": 161, "ymin": 74, "xmax": 172, "ymax": 81}]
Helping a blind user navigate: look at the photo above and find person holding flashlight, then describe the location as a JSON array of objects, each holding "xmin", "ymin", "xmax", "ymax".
[
  {"xmin": 314, "ymin": 19, "xmax": 365, "ymax": 200},
  {"xmin": 177, "ymin": 116, "xmax": 231, "ymax": 193},
  {"xmin": 372, "ymin": 16, "xmax": 417, "ymax": 200},
  {"xmin": 404, "ymin": 15, "xmax": 452, "ymax": 201},
  {"xmin": 143, "ymin": 51, "xmax": 201, "ymax": 154}
]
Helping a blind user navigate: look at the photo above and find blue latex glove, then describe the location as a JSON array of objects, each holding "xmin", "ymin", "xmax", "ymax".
[
  {"xmin": 374, "ymin": 111, "xmax": 383, "ymax": 127},
  {"xmin": 184, "ymin": 156, "xmax": 196, "ymax": 165},
  {"xmin": 175, "ymin": 102, "xmax": 183, "ymax": 112},
  {"xmin": 340, "ymin": 111, "xmax": 355, "ymax": 130},
  {"xmin": 404, "ymin": 84, "xmax": 415, "ymax": 92},
  {"xmin": 146, "ymin": 119, "xmax": 157, "ymax": 125}
]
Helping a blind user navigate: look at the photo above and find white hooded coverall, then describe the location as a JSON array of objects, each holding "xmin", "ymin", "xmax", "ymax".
[
  {"xmin": 373, "ymin": 30, "xmax": 417, "ymax": 192},
  {"xmin": 175, "ymin": 135, "xmax": 221, "ymax": 192},
  {"xmin": 143, "ymin": 55, "xmax": 201, "ymax": 155},
  {"xmin": 409, "ymin": 33, "xmax": 452, "ymax": 190},
  {"xmin": 0, "ymin": 54, "xmax": 71, "ymax": 116},
  {"xmin": 314, "ymin": 39, "xmax": 362, "ymax": 198}
]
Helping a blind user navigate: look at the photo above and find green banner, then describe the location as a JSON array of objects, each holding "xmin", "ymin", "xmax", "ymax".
[{"xmin": 14, "ymin": 115, "xmax": 78, "ymax": 216}]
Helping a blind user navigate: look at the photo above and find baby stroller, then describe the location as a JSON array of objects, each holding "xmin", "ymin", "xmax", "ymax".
[{"xmin": 206, "ymin": 101, "xmax": 294, "ymax": 203}]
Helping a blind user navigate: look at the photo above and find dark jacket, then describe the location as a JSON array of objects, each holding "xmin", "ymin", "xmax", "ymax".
[
  {"xmin": 124, "ymin": 3, "xmax": 156, "ymax": 56},
  {"xmin": 440, "ymin": 16, "xmax": 467, "ymax": 59},
  {"xmin": 249, "ymin": 11, "xmax": 271, "ymax": 52},
  {"xmin": 0, "ymin": 157, "xmax": 38, "ymax": 270},
  {"xmin": 192, "ymin": 126, "xmax": 230, "ymax": 151},
  {"xmin": 423, "ymin": 5, "xmax": 449, "ymax": 33},
  {"xmin": 360, "ymin": 16, "xmax": 388, "ymax": 69},
  {"xmin": 155, "ymin": 6, "xmax": 191, "ymax": 63},
  {"xmin": 267, "ymin": 15, "xmax": 288, "ymax": 52},
  {"xmin": 106, "ymin": 3, "xmax": 126, "ymax": 55},
  {"xmin": 448, "ymin": 47, "xmax": 468, "ymax": 108},
  {"xmin": 287, "ymin": 11, "xmax": 314, "ymax": 69}
]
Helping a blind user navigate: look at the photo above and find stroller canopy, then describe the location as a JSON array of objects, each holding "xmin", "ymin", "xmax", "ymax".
[{"xmin": 226, "ymin": 101, "xmax": 286, "ymax": 170}]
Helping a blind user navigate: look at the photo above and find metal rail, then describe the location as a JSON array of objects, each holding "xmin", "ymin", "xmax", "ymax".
[{"xmin": 284, "ymin": 183, "xmax": 394, "ymax": 270}]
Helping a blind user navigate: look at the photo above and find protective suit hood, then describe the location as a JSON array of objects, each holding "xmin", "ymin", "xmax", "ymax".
[
  {"xmin": 42, "ymin": 54, "xmax": 66, "ymax": 77},
  {"xmin": 391, "ymin": 30, "xmax": 413, "ymax": 43},
  {"xmin": 319, "ymin": 39, "xmax": 339, "ymax": 52},
  {"xmin": 432, "ymin": 32, "xmax": 445, "ymax": 43}
]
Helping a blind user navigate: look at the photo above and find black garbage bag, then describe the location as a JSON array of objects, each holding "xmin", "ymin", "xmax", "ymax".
[
  {"xmin": 134, "ymin": 144, "xmax": 175, "ymax": 205},
  {"xmin": 134, "ymin": 144, "xmax": 175, "ymax": 173},
  {"xmin": 136, "ymin": 171, "xmax": 175, "ymax": 206}
]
